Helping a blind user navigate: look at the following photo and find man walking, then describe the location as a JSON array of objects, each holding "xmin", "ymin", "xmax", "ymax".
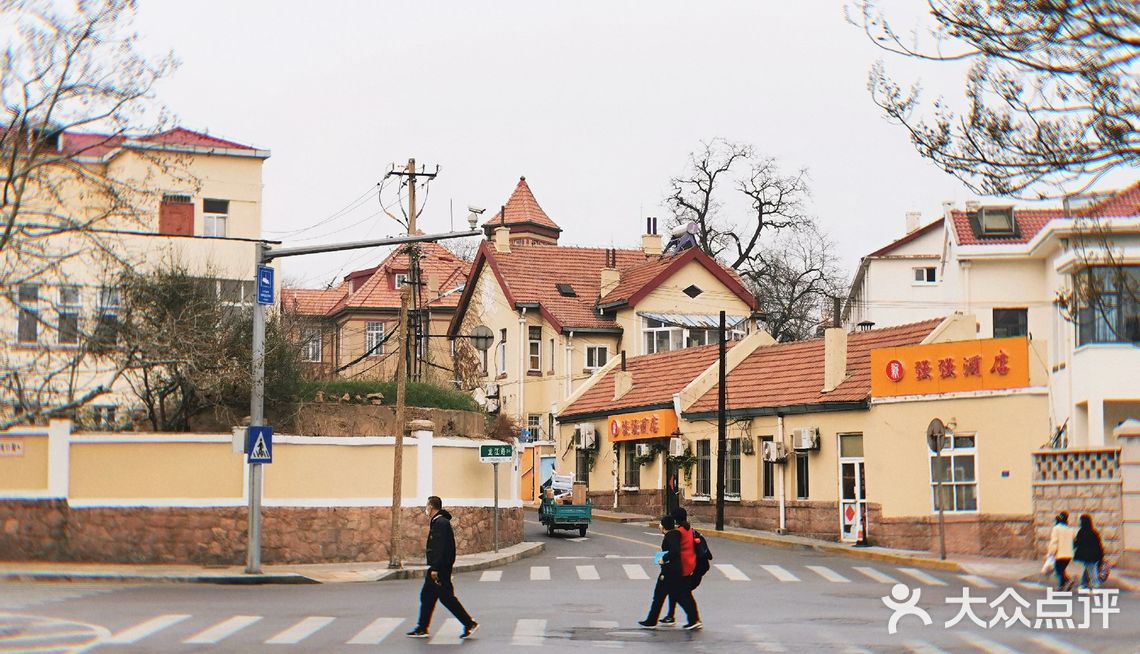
[{"xmin": 407, "ymin": 496, "xmax": 479, "ymax": 639}]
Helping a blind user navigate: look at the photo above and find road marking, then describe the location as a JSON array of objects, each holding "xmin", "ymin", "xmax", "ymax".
[
  {"xmin": 1027, "ymin": 634, "xmax": 1094, "ymax": 654},
  {"xmin": 587, "ymin": 619, "xmax": 624, "ymax": 648},
  {"xmin": 898, "ymin": 567, "xmax": 947, "ymax": 586},
  {"xmin": 104, "ymin": 614, "xmax": 191, "ymax": 644},
  {"xmin": 346, "ymin": 617, "xmax": 403, "ymax": 645},
  {"xmin": 576, "ymin": 565, "xmax": 600, "ymax": 580},
  {"xmin": 715, "ymin": 563, "xmax": 751, "ymax": 581},
  {"xmin": 590, "ymin": 620, "xmax": 619, "ymax": 628},
  {"xmin": 480, "ymin": 570, "xmax": 502, "ymax": 582},
  {"xmin": 266, "ymin": 616, "xmax": 335, "ymax": 644},
  {"xmin": 760, "ymin": 564, "xmax": 800, "ymax": 582},
  {"xmin": 568, "ymin": 537, "xmax": 589, "ymax": 542},
  {"xmin": 958, "ymin": 633, "xmax": 1024, "ymax": 654},
  {"xmin": 0, "ymin": 629, "xmax": 97, "ymax": 645},
  {"xmin": 428, "ymin": 618, "xmax": 463, "ymax": 645},
  {"xmin": 183, "ymin": 615, "xmax": 262, "ymax": 644},
  {"xmin": 623, "ymin": 564, "xmax": 650, "ymax": 580},
  {"xmin": 959, "ymin": 574, "xmax": 996, "ymax": 589},
  {"xmin": 511, "ymin": 619, "xmax": 546, "ymax": 647},
  {"xmin": 905, "ymin": 641, "xmax": 953, "ymax": 654},
  {"xmin": 605, "ymin": 554, "xmax": 654, "ymax": 559},
  {"xmin": 530, "ymin": 566, "xmax": 550, "ymax": 581},
  {"xmin": 854, "ymin": 566, "xmax": 900, "ymax": 584},
  {"xmin": 643, "ymin": 532, "xmax": 660, "ymax": 537},
  {"xmin": 736, "ymin": 624, "xmax": 787, "ymax": 652},
  {"xmin": 806, "ymin": 565, "xmax": 851, "ymax": 583}
]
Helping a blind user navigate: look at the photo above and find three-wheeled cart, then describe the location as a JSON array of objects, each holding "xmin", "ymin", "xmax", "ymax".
[{"xmin": 539, "ymin": 495, "xmax": 592, "ymax": 537}]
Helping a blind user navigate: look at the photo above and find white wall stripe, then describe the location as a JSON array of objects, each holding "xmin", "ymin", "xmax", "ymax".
[
  {"xmin": 806, "ymin": 565, "xmax": 850, "ymax": 583},
  {"xmin": 104, "ymin": 614, "xmax": 191, "ymax": 644},
  {"xmin": 854, "ymin": 566, "xmax": 900, "ymax": 584},
  {"xmin": 530, "ymin": 566, "xmax": 550, "ymax": 581},
  {"xmin": 576, "ymin": 565, "xmax": 600, "ymax": 581},
  {"xmin": 428, "ymin": 618, "xmax": 463, "ymax": 645},
  {"xmin": 511, "ymin": 619, "xmax": 546, "ymax": 647},
  {"xmin": 959, "ymin": 574, "xmax": 996, "ymax": 589},
  {"xmin": 715, "ymin": 564, "xmax": 751, "ymax": 581},
  {"xmin": 183, "ymin": 616, "xmax": 262, "ymax": 644},
  {"xmin": 623, "ymin": 564, "xmax": 650, "ymax": 580},
  {"xmin": 898, "ymin": 568, "xmax": 947, "ymax": 586},
  {"xmin": 480, "ymin": 570, "xmax": 502, "ymax": 582},
  {"xmin": 346, "ymin": 617, "xmax": 403, "ymax": 645},
  {"xmin": 265, "ymin": 616, "xmax": 335, "ymax": 644},
  {"xmin": 760, "ymin": 565, "xmax": 800, "ymax": 582},
  {"xmin": 65, "ymin": 497, "xmax": 524, "ymax": 509}
]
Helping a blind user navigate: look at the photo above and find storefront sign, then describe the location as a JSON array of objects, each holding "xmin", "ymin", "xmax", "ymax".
[
  {"xmin": 0, "ymin": 439, "xmax": 24, "ymax": 457},
  {"xmin": 871, "ymin": 337, "xmax": 1030, "ymax": 397},
  {"xmin": 607, "ymin": 409, "xmax": 678, "ymax": 442}
]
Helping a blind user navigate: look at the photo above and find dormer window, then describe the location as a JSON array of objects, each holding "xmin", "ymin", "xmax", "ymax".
[
  {"xmin": 394, "ymin": 273, "xmax": 409, "ymax": 289},
  {"xmin": 979, "ymin": 206, "xmax": 1015, "ymax": 236}
]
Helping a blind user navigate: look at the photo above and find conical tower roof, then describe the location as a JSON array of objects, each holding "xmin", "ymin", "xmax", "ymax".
[{"xmin": 483, "ymin": 176, "xmax": 562, "ymax": 241}]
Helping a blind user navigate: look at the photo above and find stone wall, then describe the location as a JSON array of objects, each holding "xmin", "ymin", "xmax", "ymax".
[
  {"xmin": 1032, "ymin": 448, "xmax": 1124, "ymax": 562},
  {"xmin": 875, "ymin": 513, "xmax": 1036, "ymax": 559},
  {"xmin": 587, "ymin": 490, "xmax": 664, "ymax": 517},
  {"xmin": 684, "ymin": 499, "xmax": 843, "ymax": 540},
  {"xmin": 0, "ymin": 500, "xmax": 522, "ymax": 565}
]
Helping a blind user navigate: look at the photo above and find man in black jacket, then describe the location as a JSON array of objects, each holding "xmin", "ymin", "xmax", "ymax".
[{"xmin": 407, "ymin": 496, "xmax": 478, "ymax": 639}]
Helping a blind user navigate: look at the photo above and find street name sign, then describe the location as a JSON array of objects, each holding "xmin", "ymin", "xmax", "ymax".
[
  {"xmin": 256, "ymin": 265, "xmax": 275, "ymax": 305},
  {"xmin": 247, "ymin": 426, "xmax": 273, "ymax": 464},
  {"xmin": 479, "ymin": 443, "xmax": 513, "ymax": 463}
]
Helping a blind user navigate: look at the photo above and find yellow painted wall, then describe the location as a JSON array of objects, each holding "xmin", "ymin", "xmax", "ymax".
[
  {"xmin": 264, "ymin": 443, "xmax": 416, "ymax": 498},
  {"xmin": 70, "ymin": 442, "xmax": 244, "ymax": 499},
  {"xmin": 0, "ymin": 436, "xmax": 49, "ymax": 491},
  {"xmin": 433, "ymin": 446, "xmax": 514, "ymax": 499}
]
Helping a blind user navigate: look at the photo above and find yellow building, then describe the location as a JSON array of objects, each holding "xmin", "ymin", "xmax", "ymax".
[
  {"xmin": 557, "ymin": 314, "xmax": 1051, "ymax": 558},
  {"xmin": 2, "ymin": 128, "xmax": 270, "ymax": 424}
]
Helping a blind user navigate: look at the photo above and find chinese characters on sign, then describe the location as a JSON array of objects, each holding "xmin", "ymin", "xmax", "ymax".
[
  {"xmin": 870, "ymin": 337, "xmax": 1030, "ymax": 398},
  {"xmin": 607, "ymin": 408, "xmax": 678, "ymax": 442},
  {"xmin": 882, "ymin": 585, "xmax": 1119, "ymax": 635}
]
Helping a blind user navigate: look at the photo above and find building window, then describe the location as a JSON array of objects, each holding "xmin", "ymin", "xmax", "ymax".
[
  {"xmin": 549, "ymin": 338, "xmax": 555, "ymax": 373},
  {"xmin": 497, "ymin": 328, "xmax": 507, "ymax": 374},
  {"xmin": 301, "ymin": 327, "xmax": 322, "ymax": 362},
  {"xmin": 575, "ymin": 447, "xmax": 590, "ymax": 484},
  {"xmin": 913, "ymin": 267, "xmax": 937, "ymax": 284},
  {"xmin": 795, "ymin": 452, "xmax": 809, "ymax": 499},
  {"xmin": 394, "ymin": 273, "xmax": 409, "ymax": 289},
  {"xmin": 219, "ymin": 279, "xmax": 255, "ymax": 310},
  {"xmin": 92, "ymin": 405, "xmax": 117, "ymax": 430},
  {"xmin": 480, "ymin": 345, "xmax": 489, "ymax": 376},
  {"xmin": 585, "ymin": 345, "xmax": 608, "ymax": 370},
  {"xmin": 993, "ymin": 308, "xmax": 1028, "ymax": 338},
  {"xmin": 17, "ymin": 284, "xmax": 39, "ymax": 344},
  {"xmin": 726, "ymin": 438, "xmax": 741, "ymax": 498},
  {"xmin": 58, "ymin": 286, "xmax": 80, "ymax": 345},
  {"xmin": 526, "ymin": 414, "xmax": 542, "ymax": 441},
  {"xmin": 92, "ymin": 287, "xmax": 121, "ymax": 348},
  {"xmin": 365, "ymin": 321, "xmax": 384, "ymax": 356},
  {"xmin": 1075, "ymin": 266, "xmax": 1140, "ymax": 345},
  {"xmin": 695, "ymin": 439, "xmax": 711, "ymax": 497},
  {"xmin": 644, "ymin": 318, "xmax": 683, "ymax": 354},
  {"xmin": 979, "ymin": 206, "xmax": 1015, "ymax": 236},
  {"xmin": 528, "ymin": 326, "xmax": 542, "ymax": 372},
  {"xmin": 203, "ymin": 198, "xmax": 229, "ymax": 238},
  {"xmin": 623, "ymin": 443, "xmax": 640, "ymax": 489},
  {"xmin": 760, "ymin": 435, "xmax": 775, "ymax": 498},
  {"xmin": 930, "ymin": 432, "xmax": 978, "ymax": 512}
]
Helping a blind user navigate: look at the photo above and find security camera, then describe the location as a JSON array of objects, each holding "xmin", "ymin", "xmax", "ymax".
[{"xmin": 467, "ymin": 206, "xmax": 486, "ymax": 215}]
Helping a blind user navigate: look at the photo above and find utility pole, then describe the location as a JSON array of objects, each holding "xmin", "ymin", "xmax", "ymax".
[
  {"xmin": 385, "ymin": 158, "xmax": 438, "ymax": 382},
  {"xmin": 715, "ymin": 310, "xmax": 727, "ymax": 531},
  {"xmin": 389, "ymin": 284, "xmax": 411, "ymax": 568}
]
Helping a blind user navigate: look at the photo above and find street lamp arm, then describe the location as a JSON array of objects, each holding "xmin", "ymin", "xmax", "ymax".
[{"xmin": 262, "ymin": 229, "xmax": 481, "ymax": 261}]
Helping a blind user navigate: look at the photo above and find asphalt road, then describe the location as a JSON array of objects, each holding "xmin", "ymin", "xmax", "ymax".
[{"xmin": 0, "ymin": 517, "xmax": 1137, "ymax": 653}]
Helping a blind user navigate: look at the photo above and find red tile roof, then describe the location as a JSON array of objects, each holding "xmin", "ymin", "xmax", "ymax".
[
  {"xmin": 686, "ymin": 319, "xmax": 944, "ymax": 415},
  {"xmin": 484, "ymin": 177, "xmax": 561, "ymax": 233},
  {"xmin": 868, "ymin": 218, "xmax": 944, "ymax": 257},
  {"xmin": 135, "ymin": 127, "xmax": 258, "ymax": 150},
  {"xmin": 56, "ymin": 127, "xmax": 260, "ymax": 160},
  {"xmin": 282, "ymin": 286, "xmax": 346, "ymax": 316},
  {"xmin": 599, "ymin": 247, "xmax": 757, "ymax": 310},
  {"xmin": 561, "ymin": 343, "xmax": 736, "ymax": 418}
]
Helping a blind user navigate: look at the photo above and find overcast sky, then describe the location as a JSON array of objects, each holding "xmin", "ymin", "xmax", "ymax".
[{"xmin": 136, "ymin": 1, "xmax": 1131, "ymax": 289}]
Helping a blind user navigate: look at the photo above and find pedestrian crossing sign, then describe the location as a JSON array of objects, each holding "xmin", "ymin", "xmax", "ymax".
[{"xmin": 247, "ymin": 426, "xmax": 273, "ymax": 464}]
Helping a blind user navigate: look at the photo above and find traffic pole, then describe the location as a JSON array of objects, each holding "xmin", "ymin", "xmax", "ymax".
[
  {"xmin": 246, "ymin": 243, "xmax": 267, "ymax": 574},
  {"xmin": 493, "ymin": 461, "xmax": 500, "ymax": 553},
  {"xmin": 715, "ymin": 310, "xmax": 727, "ymax": 531}
]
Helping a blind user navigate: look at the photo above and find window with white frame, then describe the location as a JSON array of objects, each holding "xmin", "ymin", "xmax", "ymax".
[
  {"xmin": 695, "ymin": 439, "xmax": 711, "ymax": 497},
  {"xmin": 58, "ymin": 286, "xmax": 80, "ymax": 345},
  {"xmin": 929, "ymin": 432, "xmax": 977, "ymax": 512},
  {"xmin": 760, "ymin": 435, "xmax": 775, "ymax": 498},
  {"xmin": 17, "ymin": 284, "xmax": 39, "ymax": 344},
  {"xmin": 496, "ymin": 328, "xmax": 507, "ymax": 375},
  {"xmin": 725, "ymin": 438, "xmax": 741, "ymax": 498},
  {"xmin": 365, "ymin": 321, "xmax": 384, "ymax": 356},
  {"xmin": 92, "ymin": 287, "xmax": 121, "ymax": 347},
  {"xmin": 301, "ymin": 327, "xmax": 322, "ymax": 362},
  {"xmin": 526, "ymin": 414, "xmax": 542, "ymax": 441},
  {"xmin": 623, "ymin": 443, "xmax": 641, "ymax": 488},
  {"xmin": 528, "ymin": 326, "xmax": 542, "ymax": 372},
  {"xmin": 585, "ymin": 345, "xmax": 608, "ymax": 370},
  {"xmin": 913, "ymin": 267, "xmax": 937, "ymax": 284},
  {"xmin": 575, "ymin": 447, "xmax": 591, "ymax": 484},
  {"xmin": 203, "ymin": 198, "xmax": 229, "ymax": 238},
  {"xmin": 643, "ymin": 318, "xmax": 743, "ymax": 354},
  {"xmin": 394, "ymin": 273, "xmax": 409, "ymax": 289},
  {"xmin": 1075, "ymin": 266, "xmax": 1140, "ymax": 345}
]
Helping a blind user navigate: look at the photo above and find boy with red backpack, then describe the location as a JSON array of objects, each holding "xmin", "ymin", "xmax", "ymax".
[{"xmin": 661, "ymin": 508, "xmax": 712, "ymax": 626}]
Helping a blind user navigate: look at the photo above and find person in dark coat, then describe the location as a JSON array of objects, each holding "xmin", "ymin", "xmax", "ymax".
[
  {"xmin": 661, "ymin": 507, "xmax": 712, "ymax": 625},
  {"xmin": 639, "ymin": 515, "xmax": 701, "ymax": 630},
  {"xmin": 1073, "ymin": 513, "xmax": 1105, "ymax": 589},
  {"xmin": 407, "ymin": 496, "xmax": 479, "ymax": 639}
]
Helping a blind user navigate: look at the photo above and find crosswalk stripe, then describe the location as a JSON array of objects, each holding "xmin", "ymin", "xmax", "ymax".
[
  {"xmin": 480, "ymin": 570, "xmax": 503, "ymax": 582},
  {"xmin": 530, "ymin": 566, "xmax": 550, "ymax": 581},
  {"xmin": 715, "ymin": 563, "xmax": 750, "ymax": 581},
  {"xmin": 0, "ymin": 629, "xmax": 96, "ymax": 645},
  {"xmin": 512, "ymin": 619, "xmax": 546, "ymax": 647},
  {"xmin": 265, "ymin": 616, "xmax": 335, "ymax": 645},
  {"xmin": 428, "ymin": 618, "xmax": 463, "ymax": 645},
  {"xmin": 905, "ymin": 641, "xmax": 953, "ymax": 654},
  {"xmin": 1027, "ymin": 634, "xmax": 1094, "ymax": 654},
  {"xmin": 183, "ymin": 615, "xmax": 262, "ymax": 644},
  {"xmin": 623, "ymin": 564, "xmax": 650, "ymax": 580},
  {"xmin": 854, "ymin": 566, "xmax": 900, "ymax": 584},
  {"xmin": 576, "ymin": 565, "xmax": 600, "ymax": 580},
  {"xmin": 806, "ymin": 565, "xmax": 850, "ymax": 583},
  {"xmin": 104, "ymin": 614, "xmax": 191, "ymax": 644},
  {"xmin": 958, "ymin": 633, "xmax": 1024, "ymax": 654},
  {"xmin": 898, "ymin": 567, "xmax": 947, "ymax": 586},
  {"xmin": 347, "ymin": 617, "xmax": 404, "ymax": 645},
  {"xmin": 959, "ymin": 574, "xmax": 996, "ymax": 589},
  {"xmin": 760, "ymin": 564, "xmax": 800, "ymax": 582}
]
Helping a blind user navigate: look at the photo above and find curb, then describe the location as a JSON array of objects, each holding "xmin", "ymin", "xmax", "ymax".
[
  {"xmin": 376, "ymin": 541, "xmax": 546, "ymax": 581},
  {"xmin": 592, "ymin": 513, "xmax": 652, "ymax": 525},
  {"xmin": 702, "ymin": 528, "xmax": 964, "ymax": 573}
]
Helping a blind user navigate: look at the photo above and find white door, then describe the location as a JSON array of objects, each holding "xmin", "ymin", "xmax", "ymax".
[{"xmin": 838, "ymin": 434, "xmax": 866, "ymax": 542}]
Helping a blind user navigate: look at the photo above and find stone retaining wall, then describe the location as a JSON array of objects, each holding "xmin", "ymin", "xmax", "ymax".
[
  {"xmin": 0, "ymin": 500, "xmax": 522, "ymax": 565},
  {"xmin": 875, "ymin": 513, "xmax": 1036, "ymax": 559},
  {"xmin": 1032, "ymin": 482, "xmax": 1123, "ymax": 560}
]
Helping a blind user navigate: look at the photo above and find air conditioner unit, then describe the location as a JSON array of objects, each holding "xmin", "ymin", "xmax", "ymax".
[
  {"xmin": 668, "ymin": 437, "xmax": 685, "ymax": 457},
  {"xmin": 635, "ymin": 443, "xmax": 652, "ymax": 458},
  {"xmin": 575, "ymin": 423, "xmax": 597, "ymax": 449},
  {"xmin": 762, "ymin": 441, "xmax": 788, "ymax": 463},
  {"xmin": 484, "ymin": 382, "xmax": 500, "ymax": 399},
  {"xmin": 485, "ymin": 398, "xmax": 499, "ymax": 414},
  {"xmin": 793, "ymin": 427, "xmax": 820, "ymax": 451}
]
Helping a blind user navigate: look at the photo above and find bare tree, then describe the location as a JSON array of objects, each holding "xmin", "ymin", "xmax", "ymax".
[
  {"xmin": 749, "ymin": 223, "xmax": 847, "ymax": 342},
  {"xmin": 849, "ymin": 1, "xmax": 1138, "ymax": 199},
  {"xmin": 0, "ymin": 0, "xmax": 178, "ymax": 426}
]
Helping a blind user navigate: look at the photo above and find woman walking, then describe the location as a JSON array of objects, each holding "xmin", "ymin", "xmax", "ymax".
[
  {"xmin": 1047, "ymin": 512, "xmax": 1077, "ymax": 591},
  {"xmin": 1073, "ymin": 514, "xmax": 1105, "ymax": 590},
  {"xmin": 639, "ymin": 516, "xmax": 701, "ymax": 630}
]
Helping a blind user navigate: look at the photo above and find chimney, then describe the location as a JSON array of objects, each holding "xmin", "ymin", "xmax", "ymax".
[
  {"xmin": 941, "ymin": 201, "xmax": 955, "ymax": 219},
  {"xmin": 905, "ymin": 211, "xmax": 922, "ymax": 234},
  {"xmin": 822, "ymin": 327, "xmax": 848, "ymax": 393},
  {"xmin": 599, "ymin": 249, "xmax": 621, "ymax": 297},
  {"xmin": 613, "ymin": 350, "xmax": 633, "ymax": 401},
  {"xmin": 493, "ymin": 226, "xmax": 511, "ymax": 253},
  {"xmin": 965, "ymin": 200, "xmax": 981, "ymax": 213},
  {"xmin": 642, "ymin": 217, "xmax": 663, "ymax": 256},
  {"xmin": 426, "ymin": 274, "xmax": 439, "ymax": 299}
]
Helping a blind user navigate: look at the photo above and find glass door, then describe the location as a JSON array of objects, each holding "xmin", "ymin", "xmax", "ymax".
[{"xmin": 838, "ymin": 434, "xmax": 866, "ymax": 542}]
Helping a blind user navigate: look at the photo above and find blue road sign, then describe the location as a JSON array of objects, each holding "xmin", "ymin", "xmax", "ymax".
[
  {"xmin": 247, "ymin": 426, "xmax": 273, "ymax": 464},
  {"xmin": 256, "ymin": 265, "xmax": 274, "ymax": 305}
]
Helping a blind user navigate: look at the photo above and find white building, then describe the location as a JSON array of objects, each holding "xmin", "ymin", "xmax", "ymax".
[{"xmin": 844, "ymin": 183, "xmax": 1140, "ymax": 448}]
